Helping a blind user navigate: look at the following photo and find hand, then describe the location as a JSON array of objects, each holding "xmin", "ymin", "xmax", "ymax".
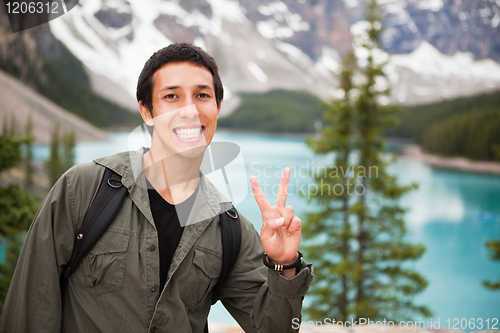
[{"xmin": 250, "ymin": 167, "xmax": 302, "ymax": 269}]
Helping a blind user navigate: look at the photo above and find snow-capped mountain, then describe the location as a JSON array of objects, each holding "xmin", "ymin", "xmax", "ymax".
[
  {"xmin": 371, "ymin": 0, "xmax": 500, "ymax": 62},
  {"xmin": 48, "ymin": 0, "xmax": 500, "ymax": 111}
]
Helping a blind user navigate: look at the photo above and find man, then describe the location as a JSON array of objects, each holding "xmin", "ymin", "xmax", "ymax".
[{"xmin": 0, "ymin": 43, "xmax": 313, "ymax": 332}]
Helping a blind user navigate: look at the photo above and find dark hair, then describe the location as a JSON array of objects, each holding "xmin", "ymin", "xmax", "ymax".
[{"xmin": 136, "ymin": 43, "xmax": 224, "ymax": 113}]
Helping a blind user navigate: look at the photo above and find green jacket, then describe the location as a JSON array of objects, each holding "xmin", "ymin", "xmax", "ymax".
[{"xmin": 0, "ymin": 149, "xmax": 314, "ymax": 333}]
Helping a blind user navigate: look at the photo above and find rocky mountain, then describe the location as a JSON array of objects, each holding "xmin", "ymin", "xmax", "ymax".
[
  {"xmin": 0, "ymin": 1, "xmax": 140, "ymax": 139},
  {"xmin": 3, "ymin": 0, "xmax": 499, "ymax": 117},
  {"xmin": 45, "ymin": 0, "xmax": 500, "ymax": 111},
  {"xmin": 375, "ymin": 0, "xmax": 500, "ymax": 62},
  {"xmin": 0, "ymin": 3, "xmax": 106, "ymax": 143},
  {"xmin": 0, "ymin": 3, "xmax": 51, "ymax": 90}
]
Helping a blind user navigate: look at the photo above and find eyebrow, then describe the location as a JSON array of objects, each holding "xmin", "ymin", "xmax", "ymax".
[
  {"xmin": 158, "ymin": 85, "xmax": 180, "ymax": 93},
  {"xmin": 158, "ymin": 84, "xmax": 214, "ymax": 93},
  {"xmin": 196, "ymin": 84, "xmax": 214, "ymax": 91}
]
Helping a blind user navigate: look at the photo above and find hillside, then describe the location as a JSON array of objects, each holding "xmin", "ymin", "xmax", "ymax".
[
  {"xmin": 0, "ymin": 4, "xmax": 141, "ymax": 132},
  {"xmin": 387, "ymin": 89, "xmax": 500, "ymax": 139},
  {"xmin": 0, "ymin": 69, "xmax": 107, "ymax": 144},
  {"xmin": 419, "ymin": 107, "xmax": 500, "ymax": 161},
  {"xmin": 218, "ymin": 89, "xmax": 324, "ymax": 133},
  {"xmin": 387, "ymin": 89, "xmax": 500, "ymax": 161}
]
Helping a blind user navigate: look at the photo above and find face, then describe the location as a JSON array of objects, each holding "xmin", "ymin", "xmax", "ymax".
[{"xmin": 139, "ymin": 62, "xmax": 220, "ymax": 160}]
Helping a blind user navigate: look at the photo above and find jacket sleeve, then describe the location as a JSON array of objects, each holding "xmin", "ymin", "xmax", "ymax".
[
  {"xmin": 219, "ymin": 214, "xmax": 314, "ymax": 333},
  {"xmin": 0, "ymin": 165, "xmax": 100, "ymax": 332}
]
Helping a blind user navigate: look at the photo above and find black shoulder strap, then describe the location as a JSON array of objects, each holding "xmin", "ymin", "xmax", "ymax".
[
  {"xmin": 61, "ymin": 167, "xmax": 128, "ymax": 284},
  {"xmin": 211, "ymin": 202, "xmax": 241, "ymax": 304},
  {"xmin": 205, "ymin": 202, "xmax": 241, "ymax": 333}
]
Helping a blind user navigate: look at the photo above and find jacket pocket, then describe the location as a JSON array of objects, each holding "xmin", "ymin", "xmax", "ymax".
[
  {"xmin": 71, "ymin": 230, "xmax": 130, "ymax": 296},
  {"xmin": 180, "ymin": 248, "xmax": 222, "ymax": 312}
]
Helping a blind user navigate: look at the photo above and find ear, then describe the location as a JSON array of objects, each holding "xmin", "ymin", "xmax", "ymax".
[
  {"xmin": 216, "ymin": 101, "xmax": 221, "ymax": 119},
  {"xmin": 139, "ymin": 101, "xmax": 155, "ymax": 126}
]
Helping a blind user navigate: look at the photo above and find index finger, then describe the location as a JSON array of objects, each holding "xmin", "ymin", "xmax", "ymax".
[
  {"xmin": 250, "ymin": 176, "xmax": 271, "ymax": 212},
  {"xmin": 276, "ymin": 167, "xmax": 291, "ymax": 208}
]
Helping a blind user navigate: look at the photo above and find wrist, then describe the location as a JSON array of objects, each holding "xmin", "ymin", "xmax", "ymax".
[
  {"xmin": 268, "ymin": 253, "xmax": 299, "ymax": 266},
  {"xmin": 281, "ymin": 267, "xmax": 297, "ymax": 279},
  {"xmin": 263, "ymin": 251, "xmax": 303, "ymax": 272}
]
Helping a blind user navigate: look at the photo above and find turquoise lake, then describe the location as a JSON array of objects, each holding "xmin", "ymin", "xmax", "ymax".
[{"xmin": 31, "ymin": 131, "xmax": 500, "ymax": 329}]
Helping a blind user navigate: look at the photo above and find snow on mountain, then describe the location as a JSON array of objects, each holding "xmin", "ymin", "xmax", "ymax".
[
  {"xmin": 254, "ymin": 1, "xmax": 310, "ymax": 39},
  {"xmin": 388, "ymin": 41, "xmax": 500, "ymax": 104},
  {"xmin": 247, "ymin": 62, "xmax": 268, "ymax": 83},
  {"xmin": 391, "ymin": 41, "xmax": 500, "ymax": 80},
  {"xmin": 50, "ymin": 0, "xmax": 172, "ymax": 97},
  {"xmin": 346, "ymin": 18, "xmax": 500, "ymax": 105},
  {"xmin": 377, "ymin": 0, "xmax": 500, "ymax": 61},
  {"xmin": 48, "ymin": 0, "xmax": 500, "ymax": 111},
  {"xmin": 49, "ymin": 0, "xmax": 338, "ymax": 114}
]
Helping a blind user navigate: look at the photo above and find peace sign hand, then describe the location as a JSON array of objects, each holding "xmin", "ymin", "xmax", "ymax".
[{"xmin": 250, "ymin": 167, "xmax": 302, "ymax": 270}]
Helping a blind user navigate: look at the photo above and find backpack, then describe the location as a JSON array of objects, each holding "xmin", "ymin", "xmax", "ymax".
[{"xmin": 60, "ymin": 167, "xmax": 241, "ymax": 332}]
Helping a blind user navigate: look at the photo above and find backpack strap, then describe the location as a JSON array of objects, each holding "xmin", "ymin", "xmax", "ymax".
[
  {"xmin": 212, "ymin": 202, "xmax": 241, "ymax": 304},
  {"xmin": 60, "ymin": 167, "xmax": 128, "ymax": 287},
  {"xmin": 204, "ymin": 202, "xmax": 241, "ymax": 333}
]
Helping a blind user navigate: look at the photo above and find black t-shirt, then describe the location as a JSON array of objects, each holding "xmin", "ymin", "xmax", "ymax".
[{"xmin": 147, "ymin": 181, "xmax": 198, "ymax": 292}]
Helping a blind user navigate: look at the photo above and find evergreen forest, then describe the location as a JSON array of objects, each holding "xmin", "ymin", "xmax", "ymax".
[{"xmin": 387, "ymin": 90, "xmax": 500, "ymax": 161}]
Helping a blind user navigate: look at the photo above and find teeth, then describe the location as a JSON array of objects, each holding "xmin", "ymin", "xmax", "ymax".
[{"xmin": 174, "ymin": 127, "xmax": 202, "ymax": 139}]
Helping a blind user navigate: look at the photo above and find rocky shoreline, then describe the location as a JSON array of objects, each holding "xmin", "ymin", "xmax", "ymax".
[{"xmin": 400, "ymin": 145, "xmax": 500, "ymax": 176}]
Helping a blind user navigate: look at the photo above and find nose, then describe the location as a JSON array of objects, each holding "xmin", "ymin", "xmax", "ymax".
[{"xmin": 177, "ymin": 103, "xmax": 199, "ymax": 119}]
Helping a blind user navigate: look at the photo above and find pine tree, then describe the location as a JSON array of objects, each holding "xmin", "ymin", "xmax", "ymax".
[
  {"xmin": 0, "ymin": 132, "xmax": 38, "ymax": 312},
  {"xmin": 46, "ymin": 125, "xmax": 62, "ymax": 187},
  {"xmin": 45, "ymin": 126, "xmax": 76, "ymax": 188},
  {"xmin": 2, "ymin": 114, "xmax": 8, "ymax": 136},
  {"xmin": 62, "ymin": 130, "xmax": 76, "ymax": 172},
  {"xmin": 303, "ymin": 0, "xmax": 431, "ymax": 321},
  {"xmin": 483, "ymin": 238, "xmax": 500, "ymax": 290},
  {"xmin": 304, "ymin": 52, "xmax": 358, "ymax": 322},
  {"xmin": 24, "ymin": 114, "xmax": 35, "ymax": 189},
  {"xmin": 8, "ymin": 114, "xmax": 17, "ymax": 137}
]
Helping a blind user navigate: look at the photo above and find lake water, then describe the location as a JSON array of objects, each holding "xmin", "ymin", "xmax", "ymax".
[{"xmin": 33, "ymin": 131, "xmax": 500, "ymax": 329}]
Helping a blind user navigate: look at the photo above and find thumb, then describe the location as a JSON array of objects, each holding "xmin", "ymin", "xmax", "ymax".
[{"xmin": 261, "ymin": 217, "xmax": 284, "ymax": 241}]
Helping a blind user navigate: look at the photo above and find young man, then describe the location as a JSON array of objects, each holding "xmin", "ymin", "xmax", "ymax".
[{"xmin": 0, "ymin": 43, "xmax": 314, "ymax": 332}]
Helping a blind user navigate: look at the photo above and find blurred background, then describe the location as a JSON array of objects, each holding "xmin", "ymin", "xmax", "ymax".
[{"xmin": 0, "ymin": 0, "xmax": 499, "ymax": 330}]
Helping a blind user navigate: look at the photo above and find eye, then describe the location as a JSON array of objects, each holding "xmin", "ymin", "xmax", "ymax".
[
  {"xmin": 164, "ymin": 93, "xmax": 177, "ymax": 99},
  {"xmin": 197, "ymin": 93, "xmax": 210, "ymax": 98}
]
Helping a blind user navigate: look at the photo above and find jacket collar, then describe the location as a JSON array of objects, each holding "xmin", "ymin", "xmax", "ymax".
[{"xmin": 93, "ymin": 148, "xmax": 231, "ymax": 227}]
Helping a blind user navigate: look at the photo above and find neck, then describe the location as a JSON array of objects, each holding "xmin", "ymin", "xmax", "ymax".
[{"xmin": 143, "ymin": 148, "xmax": 203, "ymax": 205}]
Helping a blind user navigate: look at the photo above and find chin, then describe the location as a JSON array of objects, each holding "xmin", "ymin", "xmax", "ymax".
[{"xmin": 175, "ymin": 144, "xmax": 208, "ymax": 160}]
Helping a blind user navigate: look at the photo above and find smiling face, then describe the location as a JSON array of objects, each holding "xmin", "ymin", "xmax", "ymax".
[{"xmin": 139, "ymin": 61, "xmax": 220, "ymax": 160}]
